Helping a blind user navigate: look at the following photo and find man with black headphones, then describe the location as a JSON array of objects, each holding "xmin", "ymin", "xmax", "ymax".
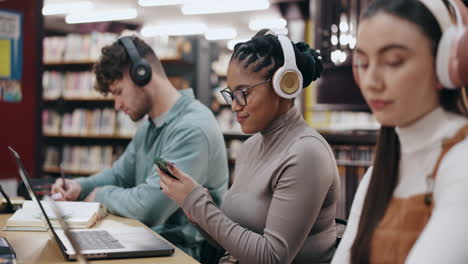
[{"xmin": 51, "ymin": 35, "xmax": 229, "ymax": 261}]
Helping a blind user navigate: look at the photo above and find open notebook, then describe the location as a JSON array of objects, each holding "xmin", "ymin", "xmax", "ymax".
[{"xmin": 4, "ymin": 200, "xmax": 107, "ymax": 231}]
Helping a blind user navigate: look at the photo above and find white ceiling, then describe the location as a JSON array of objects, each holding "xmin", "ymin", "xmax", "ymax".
[{"xmin": 44, "ymin": 0, "xmax": 284, "ymax": 41}]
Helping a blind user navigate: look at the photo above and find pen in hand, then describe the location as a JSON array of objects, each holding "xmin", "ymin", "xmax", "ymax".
[{"xmin": 60, "ymin": 162, "xmax": 68, "ymax": 191}]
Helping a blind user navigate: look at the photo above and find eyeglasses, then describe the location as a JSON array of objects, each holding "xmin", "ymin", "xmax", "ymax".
[{"xmin": 220, "ymin": 79, "xmax": 271, "ymax": 106}]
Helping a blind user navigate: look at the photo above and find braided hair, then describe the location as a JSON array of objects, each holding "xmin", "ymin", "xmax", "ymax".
[{"xmin": 231, "ymin": 29, "xmax": 323, "ymax": 89}]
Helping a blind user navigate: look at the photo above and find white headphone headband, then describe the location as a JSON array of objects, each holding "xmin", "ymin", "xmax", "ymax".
[
  {"xmin": 277, "ymin": 35, "xmax": 298, "ymax": 70},
  {"xmin": 265, "ymin": 31, "xmax": 299, "ymax": 73},
  {"xmin": 264, "ymin": 30, "xmax": 304, "ymax": 98}
]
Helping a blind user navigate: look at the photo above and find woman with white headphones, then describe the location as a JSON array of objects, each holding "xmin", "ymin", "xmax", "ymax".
[
  {"xmin": 157, "ymin": 29, "xmax": 341, "ymax": 263},
  {"xmin": 332, "ymin": 0, "xmax": 468, "ymax": 263}
]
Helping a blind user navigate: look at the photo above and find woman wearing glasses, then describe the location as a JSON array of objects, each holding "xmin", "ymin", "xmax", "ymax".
[{"xmin": 158, "ymin": 29, "xmax": 340, "ymax": 264}]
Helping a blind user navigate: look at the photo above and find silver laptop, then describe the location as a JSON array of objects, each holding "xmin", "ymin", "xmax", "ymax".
[{"xmin": 8, "ymin": 146, "xmax": 174, "ymax": 260}]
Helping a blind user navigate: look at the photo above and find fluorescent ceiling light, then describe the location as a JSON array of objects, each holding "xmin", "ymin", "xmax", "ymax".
[
  {"xmin": 65, "ymin": 8, "xmax": 137, "ymax": 24},
  {"xmin": 249, "ymin": 17, "xmax": 287, "ymax": 31},
  {"xmin": 42, "ymin": 1, "xmax": 93, "ymax": 16},
  {"xmin": 227, "ymin": 38, "xmax": 249, "ymax": 51},
  {"xmin": 141, "ymin": 23, "xmax": 207, "ymax": 37},
  {"xmin": 182, "ymin": 0, "xmax": 269, "ymax": 15},
  {"xmin": 205, "ymin": 28, "xmax": 237, "ymax": 40},
  {"xmin": 138, "ymin": 0, "xmax": 193, "ymax": 7}
]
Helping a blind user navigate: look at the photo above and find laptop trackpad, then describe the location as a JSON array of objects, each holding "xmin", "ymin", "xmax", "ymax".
[{"xmin": 57, "ymin": 227, "xmax": 173, "ymax": 254}]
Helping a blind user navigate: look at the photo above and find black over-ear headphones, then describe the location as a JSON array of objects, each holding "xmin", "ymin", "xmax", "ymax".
[{"xmin": 118, "ymin": 36, "xmax": 152, "ymax": 86}]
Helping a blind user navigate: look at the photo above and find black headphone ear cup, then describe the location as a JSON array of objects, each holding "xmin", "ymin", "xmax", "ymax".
[
  {"xmin": 118, "ymin": 36, "xmax": 153, "ymax": 87},
  {"xmin": 130, "ymin": 59, "xmax": 152, "ymax": 86}
]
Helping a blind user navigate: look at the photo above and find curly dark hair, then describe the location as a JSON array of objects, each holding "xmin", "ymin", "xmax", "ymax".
[
  {"xmin": 93, "ymin": 36, "xmax": 163, "ymax": 94},
  {"xmin": 231, "ymin": 29, "xmax": 323, "ymax": 88}
]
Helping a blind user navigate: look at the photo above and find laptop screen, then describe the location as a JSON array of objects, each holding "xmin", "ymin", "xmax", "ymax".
[
  {"xmin": 0, "ymin": 184, "xmax": 16, "ymax": 213},
  {"xmin": 7, "ymin": 147, "xmax": 66, "ymax": 250}
]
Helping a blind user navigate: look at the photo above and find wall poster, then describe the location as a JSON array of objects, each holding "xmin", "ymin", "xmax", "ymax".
[{"xmin": 0, "ymin": 9, "xmax": 23, "ymax": 102}]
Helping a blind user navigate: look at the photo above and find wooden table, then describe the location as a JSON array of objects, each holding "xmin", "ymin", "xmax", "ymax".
[{"xmin": 0, "ymin": 214, "xmax": 200, "ymax": 264}]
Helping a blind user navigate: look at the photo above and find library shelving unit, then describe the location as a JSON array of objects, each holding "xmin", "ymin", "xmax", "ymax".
[
  {"xmin": 41, "ymin": 33, "xmax": 196, "ymax": 178},
  {"xmin": 306, "ymin": 0, "xmax": 379, "ymax": 218},
  {"xmin": 321, "ymin": 129, "xmax": 377, "ymax": 218},
  {"xmin": 222, "ymin": 130, "xmax": 250, "ymax": 185}
]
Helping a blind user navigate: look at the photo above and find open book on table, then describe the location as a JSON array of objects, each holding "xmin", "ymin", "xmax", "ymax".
[{"xmin": 3, "ymin": 200, "xmax": 107, "ymax": 231}]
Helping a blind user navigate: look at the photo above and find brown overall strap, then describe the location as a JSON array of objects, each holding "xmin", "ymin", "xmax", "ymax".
[{"xmin": 425, "ymin": 124, "xmax": 468, "ymax": 205}]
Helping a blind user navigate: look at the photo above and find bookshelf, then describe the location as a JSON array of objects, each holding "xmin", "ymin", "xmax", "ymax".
[
  {"xmin": 43, "ymin": 61, "xmax": 95, "ymax": 72},
  {"xmin": 336, "ymin": 159, "xmax": 373, "ymax": 167},
  {"xmin": 44, "ymin": 97, "xmax": 115, "ymax": 102},
  {"xmin": 222, "ymin": 131, "xmax": 247, "ymax": 186},
  {"xmin": 42, "ymin": 58, "xmax": 190, "ymax": 73},
  {"xmin": 44, "ymin": 134, "xmax": 133, "ymax": 140},
  {"xmin": 320, "ymin": 130, "xmax": 377, "ymax": 145},
  {"xmin": 41, "ymin": 33, "xmax": 196, "ymax": 178}
]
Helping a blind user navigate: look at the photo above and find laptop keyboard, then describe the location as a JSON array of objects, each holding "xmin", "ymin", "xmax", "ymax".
[{"xmin": 72, "ymin": 230, "xmax": 125, "ymax": 250}]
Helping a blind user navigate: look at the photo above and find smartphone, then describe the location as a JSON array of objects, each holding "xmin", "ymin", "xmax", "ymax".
[{"xmin": 154, "ymin": 157, "xmax": 177, "ymax": 179}]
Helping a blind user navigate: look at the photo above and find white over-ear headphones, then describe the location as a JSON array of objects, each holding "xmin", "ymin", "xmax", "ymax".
[
  {"xmin": 418, "ymin": 0, "xmax": 468, "ymax": 89},
  {"xmin": 266, "ymin": 30, "xmax": 304, "ymax": 99}
]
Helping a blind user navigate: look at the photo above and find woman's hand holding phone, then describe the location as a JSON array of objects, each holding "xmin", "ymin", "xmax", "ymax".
[
  {"xmin": 154, "ymin": 157, "xmax": 178, "ymax": 179},
  {"xmin": 157, "ymin": 159, "xmax": 199, "ymax": 207}
]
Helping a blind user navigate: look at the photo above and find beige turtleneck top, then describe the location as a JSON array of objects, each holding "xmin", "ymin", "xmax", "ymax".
[{"xmin": 182, "ymin": 106, "xmax": 340, "ymax": 264}]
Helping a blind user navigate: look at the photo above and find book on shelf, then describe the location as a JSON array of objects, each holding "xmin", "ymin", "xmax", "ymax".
[
  {"xmin": 43, "ymin": 71, "xmax": 107, "ymax": 100},
  {"xmin": 43, "ymin": 32, "xmax": 118, "ymax": 63},
  {"xmin": 100, "ymin": 109, "xmax": 116, "ymax": 135},
  {"xmin": 42, "ymin": 110, "xmax": 61, "ymax": 135},
  {"xmin": 216, "ymin": 108, "xmax": 244, "ymax": 134},
  {"xmin": 42, "ymin": 71, "xmax": 63, "ymax": 100},
  {"xmin": 63, "ymin": 72, "xmax": 96, "ymax": 98},
  {"xmin": 43, "ymin": 108, "xmax": 141, "ymax": 137},
  {"xmin": 332, "ymin": 144, "xmax": 375, "ymax": 166},
  {"xmin": 43, "ymin": 145, "xmax": 125, "ymax": 174},
  {"xmin": 62, "ymin": 145, "xmax": 113, "ymax": 172},
  {"xmin": 4, "ymin": 200, "xmax": 107, "ymax": 231},
  {"xmin": 44, "ymin": 146, "xmax": 60, "ymax": 171},
  {"xmin": 335, "ymin": 163, "xmax": 368, "ymax": 219},
  {"xmin": 43, "ymin": 33, "xmax": 184, "ymax": 64},
  {"xmin": 309, "ymin": 111, "xmax": 380, "ymax": 131},
  {"xmin": 336, "ymin": 168, "xmax": 347, "ymax": 219}
]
